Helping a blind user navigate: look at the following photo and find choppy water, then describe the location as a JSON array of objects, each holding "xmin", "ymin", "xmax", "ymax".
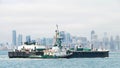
[{"xmin": 0, "ymin": 51, "xmax": 120, "ymax": 68}]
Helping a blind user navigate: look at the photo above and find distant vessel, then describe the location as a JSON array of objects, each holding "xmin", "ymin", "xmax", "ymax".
[{"xmin": 8, "ymin": 25, "xmax": 109, "ymax": 58}]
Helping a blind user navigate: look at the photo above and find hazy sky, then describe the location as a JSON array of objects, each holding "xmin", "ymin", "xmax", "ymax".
[{"xmin": 0, "ymin": 0, "xmax": 120, "ymax": 42}]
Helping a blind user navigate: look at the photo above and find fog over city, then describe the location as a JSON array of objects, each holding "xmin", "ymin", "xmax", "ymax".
[{"xmin": 0, "ymin": 0, "xmax": 120, "ymax": 42}]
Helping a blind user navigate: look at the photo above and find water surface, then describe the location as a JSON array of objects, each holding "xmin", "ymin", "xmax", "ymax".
[{"xmin": 0, "ymin": 51, "xmax": 120, "ymax": 68}]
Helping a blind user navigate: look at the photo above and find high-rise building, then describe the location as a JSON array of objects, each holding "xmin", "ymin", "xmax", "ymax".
[
  {"xmin": 45, "ymin": 38, "xmax": 53, "ymax": 46},
  {"xmin": 78, "ymin": 37, "xmax": 87, "ymax": 47},
  {"xmin": 12, "ymin": 30, "xmax": 16, "ymax": 46},
  {"xmin": 65, "ymin": 33, "xmax": 71, "ymax": 44},
  {"xmin": 60, "ymin": 31, "xmax": 72, "ymax": 45},
  {"xmin": 31, "ymin": 40, "xmax": 36, "ymax": 45},
  {"xmin": 115, "ymin": 35, "xmax": 120, "ymax": 51},
  {"xmin": 17, "ymin": 34, "xmax": 22, "ymax": 46},
  {"xmin": 91, "ymin": 30, "xmax": 95, "ymax": 42},
  {"xmin": 72, "ymin": 36, "xmax": 77, "ymax": 45},
  {"xmin": 40, "ymin": 38, "xmax": 46, "ymax": 45},
  {"xmin": 110, "ymin": 36, "xmax": 115, "ymax": 51},
  {"xmin": 26, "ymin": 35, "xmax": 31, "ymax": 44},
  {"xmin": 60, "ymin": 31, "xmax": 66, "ymax": 43},
  {"xmin": 90, "ymin": 30, "xmax": 98, "ymax": 48},
  {"xmin": 103, "ymin": 32, "xmax": 109, "ymax": 50}
]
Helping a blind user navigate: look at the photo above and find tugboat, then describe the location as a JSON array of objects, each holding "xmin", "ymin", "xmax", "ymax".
[{"xmin": 29, "ymin": 25, "xmax": 72, "ymax": 58}]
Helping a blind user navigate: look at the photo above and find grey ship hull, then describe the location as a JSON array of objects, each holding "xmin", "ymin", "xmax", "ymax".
[
  {"xmin": 70, "ymin": 51, "xmax": 109, "ymax": 58},
  {"xmin": 8, "ymin": 51, "xmax": 44, "ymax": 58},
  {"xmin": 8, "ymin": 51, "xmax": 109, "ymax": 58}
]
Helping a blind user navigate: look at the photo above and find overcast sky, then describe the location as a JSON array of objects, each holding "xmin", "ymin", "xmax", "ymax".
[{"xmin": 0, "ymin": 0, "xmax": 120, "ymax": 43}]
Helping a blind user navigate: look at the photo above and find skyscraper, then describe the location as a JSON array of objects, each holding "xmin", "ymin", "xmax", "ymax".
[
  {"xmin": 78, "ymin": 37, "xmax": 87, "ymax": 47},
  {"xmin": 115, "ymin": 35, "xmax": 120, "ymax": 51},
  {"xmin": 103, "ymin": 32, "xmax": 109, "ymax": 50},
  {"xmin": 110, "ymin": 36, "xmax": 114, "ymax": 51},
  {"xmin": 26, "ymin": 35, "xmax": 31, "ymax": 44},
  {"xmin": 40, "ymin": 38, "xmax": 46, "ymax": 45},
  {"xmin": 45, "ymin": 38, "xmax": 53, "ymax": 46},
  {"xmin": 60, "ymin": 31, "xmax": 72, "ymax": 45},
  {"xmin": 65, "ymin": 33, "xmax": 71, "ymax": 44},
  {"xmin": 12, "ymin": 30, "xmax": 16, "ymax": 46},
  {"xmin": 60, "ymin": 31, "xmax": 66, "ymax": 43},
  {"xmin": 91, "ymin": 30, "xmax": 95, "ymax": 42},
  {"xmin": 18, "ymin": 34, "xmax": 22, "ymax": 46},
  {"xmin": 91, "ymin": 30, "xmax": 98, "ymax": 48}
]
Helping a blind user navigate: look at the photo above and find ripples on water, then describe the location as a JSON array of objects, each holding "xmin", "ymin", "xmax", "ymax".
[{"xmin": 0, "ymin": 51, "xmax": 120, "ymax": 68}]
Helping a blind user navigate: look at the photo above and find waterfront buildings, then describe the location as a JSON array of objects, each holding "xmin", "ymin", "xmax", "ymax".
[
  {"xmin": 110, "ymin": 36, "xmax": 115, "ymax": 51},
  {"xmin": 12, "ymin": 30, "xmax": 16, "ymax": 46},
  {"xmin": 91, "ymin": 30, "xmax": 99, "ymax": 49},
  {"xmin": 25, "ymin": 35, "xmax": 31, "ymax": 45},
  {"xmin": 103, "ymin": 32, "xmax": 109, "ymax": 50},
  {"xmin": 38, "ymin": 38, "xmax": 53, "ymax": 46},
  {"xmin": 17, "ymin": 34, "xmax": 23, "ymax": 46},
  {"xmin": 7, "ymin": 30, "xmax": 120, "ymax": 51},
  {"xmin": 60, "ymin": 31, "xmax": 72, "ymax": 45},
  {"xmin": 115, "ymin": 35, "xmax": 120, "ymax": 51}
]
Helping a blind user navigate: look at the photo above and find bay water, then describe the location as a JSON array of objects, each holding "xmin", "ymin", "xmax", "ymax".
[{"xmin": 0, "ymin": 51, "xmax": 120, "ymax": 68}]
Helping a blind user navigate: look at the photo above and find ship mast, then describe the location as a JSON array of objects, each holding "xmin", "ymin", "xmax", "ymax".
[{"xmin": 54, "ymin": 25, "xmax": 62, "ymax": 48}]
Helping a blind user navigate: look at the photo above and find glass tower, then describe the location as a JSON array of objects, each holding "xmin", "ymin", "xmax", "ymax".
[
  {"xmin": 26, "ymin": 35, "xmax": 31, "ymax": 44},
  {"xmin": 12, "ymin": 30, "xmax": 16, "ymax": 46},
  {"xmin": 18, "ymin": 34, "xmax": 22, "ymax": 46}
]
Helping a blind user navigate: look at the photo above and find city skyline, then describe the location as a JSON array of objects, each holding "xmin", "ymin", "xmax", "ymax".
[
  {"xmin": 0, "ymin": 27, "xmax": 119, "ymax": 43},
  {"xmin": 0, "ymin": 29, "xmax": 120, "ymax": 51},
  {"xmin": 0, "ymin": 0, "xmax": 120, "ymax": 42}
]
